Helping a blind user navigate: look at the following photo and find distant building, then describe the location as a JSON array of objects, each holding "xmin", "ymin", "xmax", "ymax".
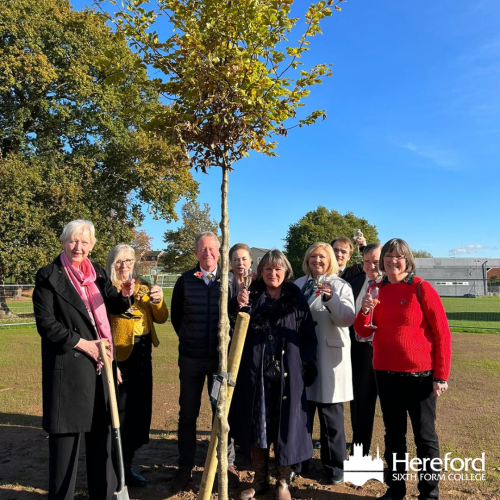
[
  {"xmin": 136, "ymin": 250, "xmax": 164, "ymax": 276},
  {"xmin": 416, "ymin": 258, "xmax": 500, "ymax": 297},
  {"xmin": 249, "ymin": 247, "xmax": 270, "ymax": 271}
]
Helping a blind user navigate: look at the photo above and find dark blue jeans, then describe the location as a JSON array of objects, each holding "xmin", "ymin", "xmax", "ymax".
[
  {"xmin": 376, "ymin": 371, "xmax": 440, "ymax": 500},
  {"xmin": 177, "ymin": 355, "xmax": 235, "ymax": 470}
]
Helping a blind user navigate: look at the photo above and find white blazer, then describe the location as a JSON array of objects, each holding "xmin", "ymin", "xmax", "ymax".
[{"xmin": 295, "ymin": 274, "xmax": 355, "ymax": 404}]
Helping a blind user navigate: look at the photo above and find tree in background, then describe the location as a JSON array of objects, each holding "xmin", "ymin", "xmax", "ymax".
[
  {"xmin": 285, "ymin": 206, "xmax": 379, "ymax": 277},
  {"xmin": 0, "ymin": 0, "xmax": 197, "ymax": 295},
  {"xmin": 412, "ymin": 249, "xmax": 433, "ymax": 258},
  {"xmin": 131, "ymin": 228, "xmax": 153, "ymax": 254},
  {"xmin": 162, "ymin": 201, "xmax": 219, "ymax": 273},
  {"xmin": 106, "ymin": 0, "xmax": 340, "ymax": 494}
]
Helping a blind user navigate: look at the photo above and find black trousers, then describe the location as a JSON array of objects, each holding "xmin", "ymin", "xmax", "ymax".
[
  {"xmin": 376, "ymin": 371, "xmax": 440, "ymax": 500},
  {"xmin": 349, "ymin": 335, "xmax": 378, "ymax": 455},
  {"xmin": 177, "ymin": 354, "xmax": 235, "ymax": 470},
  {"xmin": 292, "ymin": 401, "xmax": 346, "ymax": 478},
  {"xmin": 48, "ymin": 379, "xmax": 116, "ymax": 500},
  {"xmin": 117, "ymin": 334, "xmax": 153, "ymax": 466}
]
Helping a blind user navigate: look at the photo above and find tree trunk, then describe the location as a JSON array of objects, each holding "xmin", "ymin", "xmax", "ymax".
[
  {"xmin": 216, "ymin": 163, "xmax": 230, "ymax": 500},
  {"xmin": 0, "ymin": 277, "xmax": 13, "ymax": 318}
]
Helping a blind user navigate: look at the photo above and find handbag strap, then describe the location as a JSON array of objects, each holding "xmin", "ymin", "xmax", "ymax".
[{"xmin": 416, "ymin": 280, "xmax": 425, "ymax": 304}]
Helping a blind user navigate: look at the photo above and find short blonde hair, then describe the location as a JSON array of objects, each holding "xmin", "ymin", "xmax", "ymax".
[
  {"xmin": 257, "ymin": 250, "xmax": 294, "ymax": 281},
  {"xmin": 302, "ymin": 242, "xmax": 338, "ymax": 277},
  {"xmin": 60, "ymin": 220, "xmax": 96, "ymax": 245},
  {"xmin": 379, "ymin": 238, "xmax": 416, "ymax": 274},
  {"xmin": 106, "ymin": 244, "xmax": 139, "ymax": 287}
]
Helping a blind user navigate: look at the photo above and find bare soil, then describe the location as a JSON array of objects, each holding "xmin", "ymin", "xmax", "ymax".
[{"xmin": 1, "ymin": 328, "xmax": 499, "ymax": 500}]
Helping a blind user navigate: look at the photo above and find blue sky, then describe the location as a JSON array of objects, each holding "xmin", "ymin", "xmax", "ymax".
[{"xmin": 73, "ymin": 0, "xmax": 500, "ymax": 258}]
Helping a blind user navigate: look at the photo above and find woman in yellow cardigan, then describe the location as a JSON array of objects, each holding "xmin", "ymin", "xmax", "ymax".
[{"xmin": 106, "ymin": 244, "xmax": 168, "ymax": 487}]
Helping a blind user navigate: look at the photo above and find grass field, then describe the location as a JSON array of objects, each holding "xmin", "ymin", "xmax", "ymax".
[
  {"xmin": 441, "ymin": 296, "xmax": 500, "ymax": 331},
  {"xmin": 0, "ymin": 325, "xmax": 499, "ymax": 500},
  {"xmin": 3, "ymin": 289, "xmax": 499, "ymax": 332}
]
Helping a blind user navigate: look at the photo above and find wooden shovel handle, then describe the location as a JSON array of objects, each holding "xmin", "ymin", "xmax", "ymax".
[{"xmin": 98, "ymin": 341, "xmax": 120, "ymax": 429}]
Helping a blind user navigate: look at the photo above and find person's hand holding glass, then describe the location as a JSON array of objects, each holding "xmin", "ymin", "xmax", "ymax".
[
  {"xmin": 149, "ymin": 269, "xmax": 163, "ymax": 305},
  {"xmin": 361, "ymin": 286, "xmax": 379, "ymax": 329},
  {"xmin": 353, "ymin": 229, "xmax": 366, "ymax": 258}
]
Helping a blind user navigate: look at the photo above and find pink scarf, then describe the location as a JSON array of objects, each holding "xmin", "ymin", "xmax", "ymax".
[{"xmin": 60, "ymin": 252, "xmax": 114, "ymax": 360}]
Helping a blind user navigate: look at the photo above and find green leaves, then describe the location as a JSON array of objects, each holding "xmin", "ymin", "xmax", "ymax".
[
  {"xmin": 284, "ymin": 207, "xmax": 380, "ymax": 277},
  {"xmin": 0, "ymin": 0, "xmax": 197, "ymax": 281},
  {"xmin": 162, "ymin": 200, "xmax": 219, "ymax": 273},
  {"xmin": 101, "ymin": 0, "xmax": 342, "ymax": 170}
]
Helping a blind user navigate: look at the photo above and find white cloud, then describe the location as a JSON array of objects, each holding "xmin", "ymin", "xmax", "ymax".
[
  {"xmin": 402, "ymin": 142, "xmax": 459, "ymax": 169},
  {"xmin": 449, "ymin": 244, "xmax": 486, "ymax": 255}
]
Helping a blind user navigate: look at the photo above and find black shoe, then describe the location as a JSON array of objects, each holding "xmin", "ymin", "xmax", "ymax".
[
  {"xmin": 379, "ymin": 492, "xmax": 406, "ymax": 500},
  {"xmin": 228, "ymin": 465, "xmax": 241, "ymax": 488},
  {"xmin": 125, "ymin": 468, "xmax": 147, "ymax": 487},
  {"xmin": 171, "ymin": 469, "xmax": 192, "ymax": 492},
  {"xmin": 327, "ymin": 473, "xmax": 343, "ymax": 485}
]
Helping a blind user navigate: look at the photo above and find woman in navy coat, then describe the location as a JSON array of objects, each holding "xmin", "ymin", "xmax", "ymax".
[{"xmin": 230, "ymin": 250, "xmax": 317, "ymax": 500}]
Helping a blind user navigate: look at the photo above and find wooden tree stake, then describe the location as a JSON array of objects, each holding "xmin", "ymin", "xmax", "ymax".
[{"xmin": 198, "ymin": 312, "xmax": 250, "ymax": 500}]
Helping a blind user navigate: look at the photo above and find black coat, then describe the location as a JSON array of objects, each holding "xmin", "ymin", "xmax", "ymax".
[
  {"xmin": 348, "ymin": 273, "xmax": 374, "ymax": 352},
  {"xmin": 33, "ymin": 255, "xmax": 130, "ymax": 434},
  {"xmin": 339, "ymin": 262, "xmax": 365, "ymax": 284},
  {"xmin": 229, "ymin": 280, "xmax": 317, "ymax": 466},
  {"xmin": 170, "ymin": 264, "xmax": 220, "ymax": 359}
]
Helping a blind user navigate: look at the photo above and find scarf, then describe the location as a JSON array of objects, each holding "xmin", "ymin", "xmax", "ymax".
[
  {"xmin": 60, "ymin": 252, "xmax": 114, "ymax": 363},
  {"xmin": 301, "ymin": 278, "xmax": 317, "ymax": 301}
]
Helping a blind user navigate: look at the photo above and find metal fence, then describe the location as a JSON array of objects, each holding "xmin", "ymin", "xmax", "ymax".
[
  {"xmin": 0, "ymin": 277, "xmax": 180, "ymax": 327},
  {"xmin": 2, "ymin": 277, "xmax": 498, "ymax": 331},
  {"xmin": 0, "ymin": 285, "xmax": 36, "ymax": 327}
]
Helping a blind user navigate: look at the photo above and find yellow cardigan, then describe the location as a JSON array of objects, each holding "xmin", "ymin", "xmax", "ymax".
[{"xmin": 109, "ymin": 280, "xmax": 169, "ymax": 361}]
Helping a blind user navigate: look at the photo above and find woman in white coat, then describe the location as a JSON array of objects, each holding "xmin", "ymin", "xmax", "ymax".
[{"xmin": 293, "ymin": 242, "xmax": 355, "ymax": 485}]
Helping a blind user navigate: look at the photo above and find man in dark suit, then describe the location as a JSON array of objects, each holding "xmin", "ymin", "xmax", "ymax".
[
  {"xmin": 348, "ymin": 243, "xmax": 382, "ymax": 456},
  {"xmin": 170, "ymin": 231, "xmax": 238, "ymax": 491}
]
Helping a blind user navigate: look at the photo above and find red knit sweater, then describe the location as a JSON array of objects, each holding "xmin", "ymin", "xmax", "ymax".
[{"xmin": 354, "ymin": 276, "xmax": 451, "ymax": 380}]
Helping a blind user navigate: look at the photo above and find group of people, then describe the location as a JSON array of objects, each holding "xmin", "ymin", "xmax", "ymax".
[{"xmin": 33, "ymin": 219, "xmax": 451, "ymax": 500}]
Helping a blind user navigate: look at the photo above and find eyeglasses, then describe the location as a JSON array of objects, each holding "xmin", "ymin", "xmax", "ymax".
[
  {"xmin": 383, "ymin": 255, "xmax": 406, "ymax": 261},
  {"xmin": 115, "ymin": 259, "xmax": 135, "ymax": 266}
]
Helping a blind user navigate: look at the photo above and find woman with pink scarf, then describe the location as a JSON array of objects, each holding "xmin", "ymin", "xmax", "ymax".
[{"xmin": 33, "ymin": 220, "xmax": 135, "ymax": 500}]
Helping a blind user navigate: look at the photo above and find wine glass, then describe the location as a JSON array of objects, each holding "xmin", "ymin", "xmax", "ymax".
[
  {"xmin": 315, "ymin": 274, "xmax": 326, "ymax": 295},
  {"xmin": 365, "ymin": 286, "xmax": 379, "ymax": 329},
  {"xmin": 243, "ymin": 268, "xmax": 253, "ymax": 290},
  {"xmin": 353, "ymin": 229, "xmax": 362, "ymax": 258},
  {"xmin": 150, "ymin": 268, "xmax": 158, "ymax": 286},
  {"xmin": 315, "ymin": 274, "xmax": 328, "ymax": 310},
  {"xmin": 123, "ymin": 272, "xmax": 137, "ymax": 316}
]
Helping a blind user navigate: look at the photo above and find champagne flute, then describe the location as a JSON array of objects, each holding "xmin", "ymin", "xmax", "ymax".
[
  {"xmin": 150, "ymin": 268, "xmax": 158, "ymax": 286},
  {"xmin": 127, "ymin": 272, "xmax": 133, "ymax": 309},
  {"xmin": 315, "ymin": 274, "xmax": 325, "ymax": 295},
  {"xmin": 365, "ymin": 286, "xmax": 379, "ymax": 329},
  {"xmin": 243, "ymin": 268, "xmax": 253, "ymax": 290},
  {"xmin": 353, "ymin": 229, "xmax": 362, "ymax": 258},
  {"xmin": 315, "ymin": 274, "xmax": 327, "ymax": 310},
  {"xmin": 150, "ymin": 268, "xmax": 161, "ymax": 304}
]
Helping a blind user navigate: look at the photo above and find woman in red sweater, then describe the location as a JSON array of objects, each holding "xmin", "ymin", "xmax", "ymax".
[{"xmin": 354, "ymin": 238, "xmax": 451, "ymax": 500}]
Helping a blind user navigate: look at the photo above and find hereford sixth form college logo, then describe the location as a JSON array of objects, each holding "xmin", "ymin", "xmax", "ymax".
[{"xmin": 344, "ymin": 443, "xmax": 384, "ymax": 486}]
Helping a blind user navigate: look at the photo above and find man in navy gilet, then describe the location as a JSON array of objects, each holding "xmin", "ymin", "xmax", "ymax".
[{"xmin": 170, "ymin": 231, "xmax": 238, "ymax": 491}]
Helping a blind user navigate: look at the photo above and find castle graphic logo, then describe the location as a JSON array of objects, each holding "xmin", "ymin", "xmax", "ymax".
[{"xmin": 344, "ymin": 443, "xmax": 384, "ymax": 486}]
